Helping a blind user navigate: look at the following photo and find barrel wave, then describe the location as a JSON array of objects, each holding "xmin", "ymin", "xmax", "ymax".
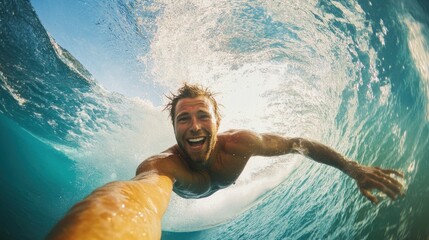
[{"xmin": 0, "ymin": 0, "xmax": 428, "ymax": 239}]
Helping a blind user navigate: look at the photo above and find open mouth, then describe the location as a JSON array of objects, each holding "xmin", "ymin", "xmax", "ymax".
[{"xmin": 187, "ymin": 137, "xmax": 206, "ymax": 147}]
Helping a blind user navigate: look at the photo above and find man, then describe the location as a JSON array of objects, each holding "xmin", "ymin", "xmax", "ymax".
[{"xmin": 48, "ymin": 83, "xmax": 404, "ymax": 239}]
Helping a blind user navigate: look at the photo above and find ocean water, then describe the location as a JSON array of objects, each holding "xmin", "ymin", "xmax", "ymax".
[{"xmin": 1, "ymin": 0, "xmax": 428, "ymax": 239}]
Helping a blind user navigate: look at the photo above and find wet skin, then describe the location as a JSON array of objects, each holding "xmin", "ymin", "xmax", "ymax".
[
  {"xmin": 47, "ymin": 95, "xmax": 405, "ymax": 239},
  {"xmin": 137, "ymin": 96, "xmax": 255, "ymax": 198},
  {"xmin": 173, "ymin": 96, "xmax": 218, "ymax": 169},
  {"xmin": 136, "ymin": 96, "xmax": 404, "ymax": 202}
]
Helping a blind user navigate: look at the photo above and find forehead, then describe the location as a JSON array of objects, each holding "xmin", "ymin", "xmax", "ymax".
[{"xmin": 175, "ymin": 96, "xmax": 214, "ymax": 115}]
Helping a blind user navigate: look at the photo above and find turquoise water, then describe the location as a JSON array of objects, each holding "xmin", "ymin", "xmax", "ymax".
[{"xmin": 1, "ymin": 0, "xmax": 428, "ymax": 239}]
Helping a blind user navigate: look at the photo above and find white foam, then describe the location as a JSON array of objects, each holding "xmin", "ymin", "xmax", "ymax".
[
  {"xmin": 47, "ymin": 0, "xmax": 376, "ymax": 231},
  {"xmin": 163, "ymin": 156, "xmax": 299, "ymax": 231},
  {"xmin": 63, "ymin": 90, "xmax": 175, "ymax": 186},
  {"xmin": 403, "ymin": 16, "xmax": 429, "ymax": 121},
  {"xmin": 139, "ymin": 0, "xmax": 368, "ymax": 231},
  {"xmin": 0, "ymin": 70, "xmax": 27, "ymax": 106}
]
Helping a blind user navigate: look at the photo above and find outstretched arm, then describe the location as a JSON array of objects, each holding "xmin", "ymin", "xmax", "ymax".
[
  {"xmin": 47, "ymin": 173, "xmax": 173, "ymax": 240},
  {"xmin": 281, "ymin": 137, "xmax": 404, "ymax": 203},
  {"xmin": 229, "ymin": 130, "xmax": 404, "ymax": 204}
]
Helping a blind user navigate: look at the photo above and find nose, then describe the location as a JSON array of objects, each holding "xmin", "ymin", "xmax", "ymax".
[{"xmin": 190, "ymin": 117, "xmax": 201, "ymax": 132}]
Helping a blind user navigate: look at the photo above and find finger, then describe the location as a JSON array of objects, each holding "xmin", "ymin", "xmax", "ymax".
[
  {"xmin": 373, "ymin": 173, "xmax": 403, "ymax": 194},
  {"xmin": 375, "ymin": 167, "xmax": 404, "ymax": 178},
  {"xmin": 383, "ymin": 169, "xmax": 404, "ymax": 178},
  {"xmin": 386, "ymin": 177, "xmax": 403, "ymax": 194},
  {"xmin": 383, "ymin": 176, "xmax": 403, "ymax": 195},
  {"xmin": 370, "ymin": 170, "xmax": 403, "ymax": 193},
  {"xmin": 382, "ymin": 186, "xmax": 398, "ymax": 200},
  {"xmin": 360, "ymin": 188, "xmax": 378, "ymax": 204},
  {"xmin": 368, "ymin": 180, "xmax": 398, "ymax": 200}
]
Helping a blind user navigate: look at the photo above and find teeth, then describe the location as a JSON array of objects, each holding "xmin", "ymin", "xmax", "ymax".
[{"xmin": 188, "ymin": 137, "xmax": 205, "ymax": 143}]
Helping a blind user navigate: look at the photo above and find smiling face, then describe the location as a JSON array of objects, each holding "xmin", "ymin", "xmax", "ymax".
[{"xmin": 173, "ymin": 96, "xmax": 219, "ymax": 167}]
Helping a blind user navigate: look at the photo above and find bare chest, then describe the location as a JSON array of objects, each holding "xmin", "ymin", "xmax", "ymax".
[{"xmin": 173, "ymin": 153, "xmax": 250, "ymax": 198}]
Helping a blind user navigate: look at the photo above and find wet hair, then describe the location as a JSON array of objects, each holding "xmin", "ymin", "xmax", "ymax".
[{"xmin": 165, "ymin": 83, "xmax": 221, "ymax": 126}]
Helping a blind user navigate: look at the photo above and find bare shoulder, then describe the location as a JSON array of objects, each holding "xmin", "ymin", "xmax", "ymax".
[
  {"xmin": 218, "ymin": 129, "xmax": 262, "ymax": 153},
  {"xmin": 219, "ymin": 129, "xmax": 261, "ymax": 143},
  {"xmin": 135, "ymin": 148, "xmax": 183, "ymax": 177}
]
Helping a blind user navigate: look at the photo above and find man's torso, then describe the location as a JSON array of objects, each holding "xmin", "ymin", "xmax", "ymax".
[{"xmin": 142, "ymin": 133, "xmax": 252, "ymax": 199}]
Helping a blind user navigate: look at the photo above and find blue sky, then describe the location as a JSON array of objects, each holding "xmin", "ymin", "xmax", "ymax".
[{"xmin": 30, "ymin": 0, "xmax": 165, "ymax": 105}]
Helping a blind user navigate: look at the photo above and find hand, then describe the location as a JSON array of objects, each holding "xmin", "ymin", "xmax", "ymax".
[{"xmin": 346, "ymin": 161, "xmax": 404, "ymax": 204}]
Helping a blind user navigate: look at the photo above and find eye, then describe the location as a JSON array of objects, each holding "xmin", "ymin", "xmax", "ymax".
[
  {"xmin": 177, "ymin": 116, "xmax": 189, "ymax": 123},
  {"xmin": 199, "ymin": 113, "xmax": 211, "ymax": 120}
]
